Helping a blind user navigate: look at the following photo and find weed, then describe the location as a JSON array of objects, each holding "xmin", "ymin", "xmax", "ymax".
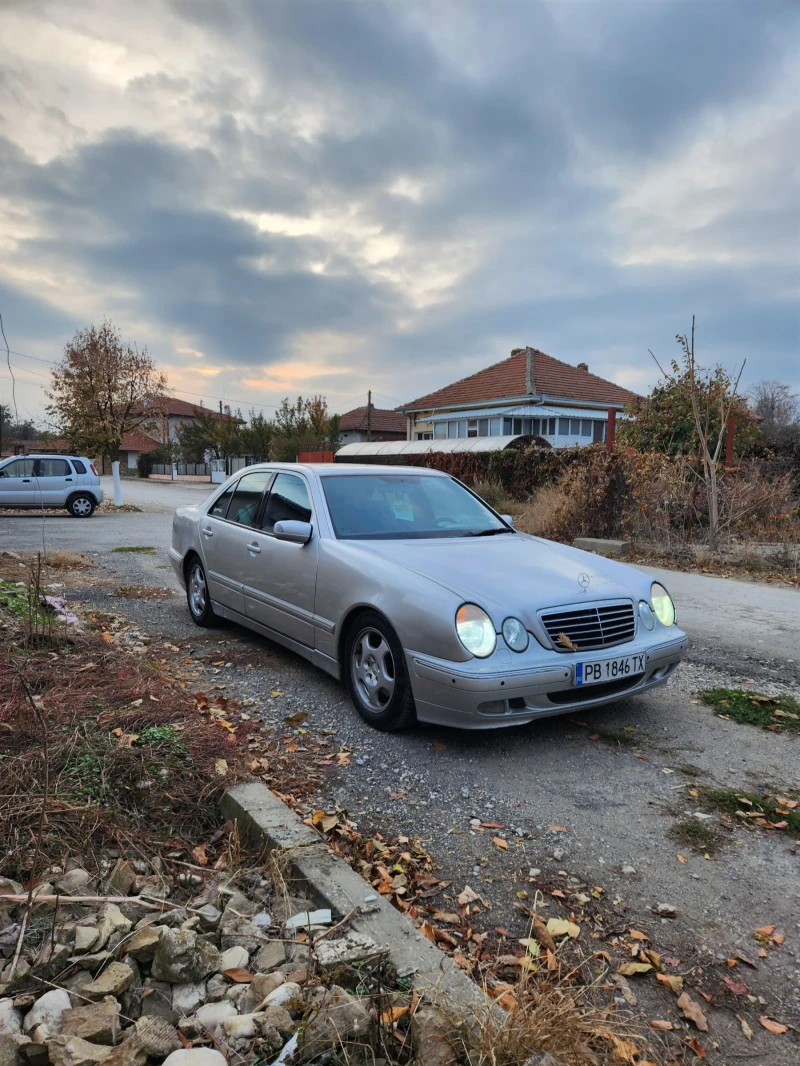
[
  {"xmin": 138, "ymin": 724, "xmax": 188, "ymax": 756},
  {"xmin": 677, "ymin": 763, "xmax": 705, "ymax": 777},
  {"xmin": 112, "ymin": 546, "xmax": 155, "ymax": 553},
  {"xmin": 699, "ymin": 688, "xmax": 800, "ymax": 732},
  {"xmin": 698, "ymin": 786, "xmax": 800, "ymax": 835},
  {"xmin": 669, "ymin": 818, "xmax": 722, "ymax": 854},
  {"xmin": 594, "ymin": 729, "xmax": 637, "ymax": 747}
]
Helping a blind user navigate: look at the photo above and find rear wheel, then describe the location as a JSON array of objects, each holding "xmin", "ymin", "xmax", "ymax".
[
  {"xmin": 67, "ymin": 494, "xmax": 96, "ymax": 518},
  {"xmin": 344, "ymin": 611, "xmax": 416, "ymax": 731},
  {"xmin": 186, "ymin": 556, "xmax": 216, "ymax": 627}
]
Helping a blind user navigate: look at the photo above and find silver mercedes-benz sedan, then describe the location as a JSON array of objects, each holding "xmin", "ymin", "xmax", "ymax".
[{"xmin": 170, "ymin": 463, "xmax": 687, "ymax": 732}]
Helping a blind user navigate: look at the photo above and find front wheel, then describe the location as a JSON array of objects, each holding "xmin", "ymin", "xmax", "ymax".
[
  {"xmin": 344, "ymin": 611, "xmax": 416, "ymax": 732},
  {"xmin": 186, "ymin": 557, "xmax": 216, "ymax": 627},
  {"xmin": 67, "ymin": 494, "xmax": 96, "ymax": 518}
]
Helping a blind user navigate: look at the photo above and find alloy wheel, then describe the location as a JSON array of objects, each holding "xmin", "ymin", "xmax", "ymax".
[
  {"xmin": 351, "ymin": 626, "xmax": 396, "ymax": 713},
  {"xmin": 188, "ymin": 564, "xmax": 207, "ymax": 617}
]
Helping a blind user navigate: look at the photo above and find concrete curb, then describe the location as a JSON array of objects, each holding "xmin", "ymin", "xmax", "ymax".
[{"xmin": 221, "ymin": 781, "xmax": 487, "ymax": 1012}]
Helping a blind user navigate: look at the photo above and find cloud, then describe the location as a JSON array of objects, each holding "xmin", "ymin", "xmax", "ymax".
[{"xmin": 0, "ymin": 0, "xmax": 797, "ymax": 423}]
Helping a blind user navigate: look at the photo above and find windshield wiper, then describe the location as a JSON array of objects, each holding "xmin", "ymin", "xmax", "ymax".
[{"xmin": 470, "ymin": 527, "xmax": 514, "ymax": 537}]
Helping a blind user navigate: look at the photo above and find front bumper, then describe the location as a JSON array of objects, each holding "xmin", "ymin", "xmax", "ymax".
[
  {"xmin": 407, "ymin": 631, "xmax": 688, "ymax": 729},
  {"xmin": 169, "ymin": 547, "xmax": 186, "ymax": 587}
]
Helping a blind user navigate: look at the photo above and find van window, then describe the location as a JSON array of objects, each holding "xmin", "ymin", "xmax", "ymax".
[{"xmin": 37, "ymin": 458, "xmax": 70, "ymax": 477}]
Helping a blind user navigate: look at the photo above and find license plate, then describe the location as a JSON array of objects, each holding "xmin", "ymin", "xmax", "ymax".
[{"xmin": 574, "ymin": 652, "xmax": 645, "ymax": 686}]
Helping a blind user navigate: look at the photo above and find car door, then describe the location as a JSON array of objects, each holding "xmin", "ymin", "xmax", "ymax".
[
  {"xmin": 0, "ymin": 458, "xmax": 40, "ymax": 507},
  {"xmin": 199, "ymin": 471, "xmax": 273, "ymax": 617},
  {"xmin": 35, "ymin": 457, "xmax": 75, "ymax": 505},
  {"xmin": 244, "ymin": 471, "xmax": 318, "ymax": 648}
]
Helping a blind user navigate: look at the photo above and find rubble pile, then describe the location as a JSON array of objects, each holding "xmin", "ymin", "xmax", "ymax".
[{"xmin": 0, "ymin": 859, "xmax": 441, "ymax": 1066}]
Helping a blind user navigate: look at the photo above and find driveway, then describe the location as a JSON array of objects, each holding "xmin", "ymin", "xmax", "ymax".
[{"xmin": 2, "ymin": 492, "xmax": 798, "ymax": 1061}]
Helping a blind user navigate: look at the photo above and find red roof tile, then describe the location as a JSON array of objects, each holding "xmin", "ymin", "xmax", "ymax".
[
  {"xmin": 120, "ymin": 431, "xmax": 161, "ymax": 453},
  {"xmin": 339, "ymin": 405, "xmax": 406, "ymax": 434},
  {"xmin": 131, "ymin": 397, "xmax": 226, "ymax": 419},
  {"xmin": 403, "ymin": 348, "xmax": 638, "ymax": 410}
]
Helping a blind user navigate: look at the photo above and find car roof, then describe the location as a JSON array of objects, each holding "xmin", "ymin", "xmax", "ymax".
[
  {"xmin": 0, "ymin": 453, "xmax": 86, "ymax": 460},
  {"xmin": 241, "ymin": 462, "xmax": 446, "ymax": 477}
]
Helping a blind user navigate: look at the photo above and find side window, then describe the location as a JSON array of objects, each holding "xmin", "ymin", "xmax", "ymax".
[
  {"xmin": 261, "ymin": 474, "xmax": 312, "ymax": 533},
  {"xmin": 72, "ymin": 459, "xmax": 87, "ymax": 474},
  {"xmin": 227, "ymin": 471, "xmax": 272, "ymax": 526},
  {"xmin": 208, "ymin": 483, "xmax": 237, "ymax": 519},
  {"xmin": 0, "ymin": 459, "xmax": 35, "ymax": 478},
  {"xmin": 37, "ymin": 458, "xmax": 70, "ymax": 477}
]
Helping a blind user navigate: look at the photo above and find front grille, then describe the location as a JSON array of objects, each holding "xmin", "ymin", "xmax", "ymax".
[
  {"xmin": 540, "ymin": 601, "xmax": 635, "ymax": 652},
  {"xmin": 546, "ymin": 673, "xmax": 645, "ymax": 704}
]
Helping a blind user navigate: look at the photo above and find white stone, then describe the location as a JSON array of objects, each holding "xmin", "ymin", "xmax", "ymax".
[
  {"xmin": 221, "ymin": 1013, "xmax": 263, "ymax": 1040},
  {"xmin": 0, "ymin": 999, "xmax": 22, "ymax": 1035},
  {"xmin": 23, "ymin": 989, "xmax": 72, "ymax": 1034},
  {"xmin": 263, "ymin": 983, "xmax": 301, "ymax": 1009},
  {"xmin": 92, "ymin": 904, "xmax": 131, "ymax": 950},
  {"xmin": 250, "ymin": 913, "xmax": 271, "ymax": 930},
  {"xmin": 194, "ymin": 1003, "xmax": 238, "ymax": 1030},
  {"xmin": 284, "ymin": 910, "xmax": 330, "ymax": 931},
  {"xmin": 73, "ymin": 927, "xmax": 99, "ymax": 953},
  {"xmin": 162, "ymin": 1050, "xmax": 228, "ymax": 1066},
  {"xmin": 217, "ymin": 946, "xmax": 248, "ymax": 973},
  {"xmin": 171, "ymin": 983, "xmax": 206, "ymax": 1015}
]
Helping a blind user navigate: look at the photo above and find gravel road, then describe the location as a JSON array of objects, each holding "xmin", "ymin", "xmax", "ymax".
[{"xmin": 3, "ymin": 487, "xmax": 798, "ymax": 1062}]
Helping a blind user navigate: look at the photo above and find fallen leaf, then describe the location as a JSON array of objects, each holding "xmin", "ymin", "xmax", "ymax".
[
  {"xmin": 270, "ymin": 690, "xmax": 283, "ymax": 697},
  {"xmin": 556, "ymin": 631, "xmax": 578, "ymax": 651},
  {"xmin": 656, "ymin": 973, "xmax": 683, "ymax": 995},
  {"xmin": 380, "ymin": 1005, "xmax": 410, "ymax": 1025},
  {"xmin": 649, "ymin": 1020, "xmax": 673, "ymax": 1031},
  {"xmin": 481, "ymin": 821, "xmax": 505, "ymax": 829},
  {"xmin": 736, "ymin": 1015, "xmax": 753, "ymax": 1041},
  {"xmin": 758, "ymin": 1016, "xmax": 787, "ymax": 1034},
  {"xmin": 735, "ymin": 951, "xmax": 757, "ymax": 968},
  {"xmin": 775, "ymin": 797, "xmax": 797, "ymax": 808},
  {"xmin": 214, "ymin": 758, "xmax": 228, "ymax": 776},
  {"xmin": 531, "ymin": 919, "xmax": 556, "ymax": 953},
  {"xmin": 635, "ymin": 753, "xmax": 649, "ymax": 761},
  {"xmin": 283, "ymin": 711, "xmax": 308, "ymax": 727},
  {"xmin": 758, "ymin": 948, "xmax": 768, "ymax": 958},
  {"xmin": 117, "ymin": 733, "xmax": 139, "ymax": 748},
  {"xmin": 629, "ymin": 928, "xmax": 649, "ymax": 941},
  {"xmin": 432, "ymin": 742, "xmax": 446, "ymax": 751},
  {"xmin": 517, "ymin": 938, "xmax": 541, "ymax": 957},
  {"xmin": 611, "ymin": 1037, "xmax": 639, "ymax": 1062},
  {"xmin": 771, "ymin": 932, "xmax": 785, "ymax": 946},
  {"xmin": 617, "ymin": 962, "xmax": 653, "ymax": 976},
  {"xmin": 222, "ymin": 968, "xmax": 252, "ymax": 983},
  {"xmin": 546, "ymin": 917, "xmax": 580, "ymax": 938},
  {"xmin": 677, "ymin": 853, "xmax": 687, "ymax": 863},
  {"xmin": 458, "ymin": 886, "xmax": 480, "ymax": 906},
  {"xmin": 678, "ymin": 992, "xmax": 708, "ymax": 1031},
  {"xmin": 431, "ymin": 911, "xmax": 460, "ymax": 925},
  {"xmin": 723, "ymin": 978, "xmax": 749, "ymax": 996},
  {"xmin": 191, "ymin": 843, "xmax": 208, "ymax": 866},
  {"xmin": 611, "ymin": 974, "xmax": 637, "ymax": 1005},
  {"xmin": 549, "ymin": 825, "xmax": 567, "ymax": 833},
  {"xmin": 754, "ymin": 924, "xmax": 776, "ymax": 939},
  {"xmin": 687, "ymin": 1036, "xmax": 706, "ymax": 1059},
  {"xmin": 492, "ymin": 836, "xmax": 508, "ymax": 850}
]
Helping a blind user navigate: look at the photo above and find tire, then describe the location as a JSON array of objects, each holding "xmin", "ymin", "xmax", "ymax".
[
  {"xmin": 67, "ymin": 494, "xmax": 96, "ymax": 518},
  {"xmin": 344, "ymin": 611, "xmax": 416, "ymax": 732},
  {"xmin": 186, "ymin": 556, "xmax": 216, "ymax": 627}
]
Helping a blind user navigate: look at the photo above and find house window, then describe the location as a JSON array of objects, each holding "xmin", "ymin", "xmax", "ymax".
[
  {"xmin": 416, "ymin": 432, "xmax": 432, "ymax": 440},
  {"xmin": 478, "ymin": 418, "xmax": 489, "ymax": 436},
  {"xmin": 592, "ymin": 421, "xmax": 606, "ymax": 443},
  {"xmin": 434, "ymin": 422, "xmax": 447, "ymax": 439},
  {"xmin": 531, "ymin": 419, "xmax": 540, "ymax": 435},
  {"xmin": 570, "ymin": 418, "xmax": 581, "ymax": 435},
  {"xmin": 559, "ymin": 418, "xmax": 570, "ymax": 435},
  {"xmin": 490, "ymin": 417, "xmax": 503, "ymax": 436},
  {"xmin": 503, "ymin": 418, "xmax": 512, "ymax": 435},
  {"xmin": 581, "ymin": 419, "xmax": 592, "ymax": 437},
  {"xmin": 548, "ymin": 418, "xmax": 556, "ymax": 435},
  {"xmin": 467, "ymin": 420, "xmax": 478, "ymax": 437}
]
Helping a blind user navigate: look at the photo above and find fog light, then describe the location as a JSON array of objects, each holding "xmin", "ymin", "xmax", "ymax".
[
  {"xmin": 638, "ymin": 600, "xmax": 655, "ymax": 630},
  {"xmin": 502, "ymin": 617, "xmax": 529, "ymax": 652}
]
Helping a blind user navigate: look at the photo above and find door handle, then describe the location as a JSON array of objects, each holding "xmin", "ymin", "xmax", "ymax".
[
  {"xmin": 202, "ymin": 528, "xmax": 213, "ymax": 538},
  {"xmin": 22, "ymin": 479, "xmax": 31, "ymax": 483},
  {"xmin": 247, "ymin": 543, "xmax": 261, "ymax": 554},
  {"xmin": 65, "ymin": 477, "xmax": 73, "ymax": 481}
]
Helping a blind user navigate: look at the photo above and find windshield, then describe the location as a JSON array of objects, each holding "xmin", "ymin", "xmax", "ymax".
[{"xmin": 321, "ymin": 474, "xmax": 511, "ymax": 540}]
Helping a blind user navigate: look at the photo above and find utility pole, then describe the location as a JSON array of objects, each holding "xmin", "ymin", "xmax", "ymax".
[{"xmin": 366, "ymin": 390, "xmax": 372, "ymax": 442}]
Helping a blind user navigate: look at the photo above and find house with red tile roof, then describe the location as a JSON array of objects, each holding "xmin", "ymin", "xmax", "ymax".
[
  {"xmin": 400, "ymin": 347, "xmax": 638, "ymax": 448},
  {"xmin": 338, "ymin": 404, "xmax": 406, "ymax": 446}
]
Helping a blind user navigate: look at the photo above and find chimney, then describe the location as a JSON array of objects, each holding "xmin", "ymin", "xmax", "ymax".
[
  {"xmin": 577, "ymin": 362, "xmax": 589, "ymax": 372},
  {"xmin": 524, "ymin": 347, "xmax": 535, "ymax": 394}
]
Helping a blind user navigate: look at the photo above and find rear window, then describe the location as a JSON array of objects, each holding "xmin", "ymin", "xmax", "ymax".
[
  {"xmin": 37, "ymin": 458, "xmax": 70, "ymax": 477},
  {"xmin": 72, "ymin": 459, "xmax": 87, "ymax": 474},
  {"xmin": 227, "ymin": 471, "xmax": 272, "ymax": 526}
]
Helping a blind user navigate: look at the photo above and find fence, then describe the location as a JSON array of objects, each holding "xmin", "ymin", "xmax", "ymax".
[{"xmin": 151, "ymin": 463, "xmax": 210, "ymax": 476}]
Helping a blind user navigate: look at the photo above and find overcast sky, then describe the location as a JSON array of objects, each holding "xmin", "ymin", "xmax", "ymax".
[{"xmin": 1, "ymin": 0, "xmax": 797, "ymax": 428}]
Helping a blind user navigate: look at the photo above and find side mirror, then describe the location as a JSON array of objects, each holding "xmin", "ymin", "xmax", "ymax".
[
  {"xmin": 501, "ymin": 514, "xmax": 515, "ymax": 528},
  {"xmin": 273, "ymin": 520, "xmax": 313, "ymax": 545}
]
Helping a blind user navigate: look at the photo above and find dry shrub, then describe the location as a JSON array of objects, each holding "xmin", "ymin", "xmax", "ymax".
[
  {"xmin": 472, "ymin": 479, "xmax": 515, "ymax": 512},
  {"xmin": 468, "ymin": 961, "xmax": 656, "ymax": 1066},
  {"xmin": 512, "ymin": 484, "xmax": 576, "ymax": 539}
]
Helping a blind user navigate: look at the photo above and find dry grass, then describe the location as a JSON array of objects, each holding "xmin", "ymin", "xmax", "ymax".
[
  {"xmin": 511, "ymin": 484, "xmax": 574, "ymax": 539},
  {"xmin": 467, "ymin": 955, "xmax": 661, "ymax": 1066}
]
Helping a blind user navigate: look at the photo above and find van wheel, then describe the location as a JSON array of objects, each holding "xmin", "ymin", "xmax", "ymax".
[
  {"xmin": 344, "ymin": 611, "xmax": 416, "ymax": 731},
  {"xmin": 67, "ymin": 494, "xmax": 96, "ymax": 518}
]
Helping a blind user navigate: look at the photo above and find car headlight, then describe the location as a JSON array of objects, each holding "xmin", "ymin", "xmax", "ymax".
[
  {"xmin": 650, "ymin": 582, "xmax": 676, "ymax": 627},
  {"xmin": 502, "ymin": 617, "xmax": 529, "ymax": 652},
  {"xmin": 638, "ymin": 600, "xmax": 655, "ymax": 630},
  {"xmin": 456, "ymin": 604, "xmax": 497, "ymax": 658}
]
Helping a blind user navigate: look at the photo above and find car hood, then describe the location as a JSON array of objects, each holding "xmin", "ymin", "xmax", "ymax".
[{"xmin": 355, "ymin": 533, "xmax": 647, "ymax": 624}]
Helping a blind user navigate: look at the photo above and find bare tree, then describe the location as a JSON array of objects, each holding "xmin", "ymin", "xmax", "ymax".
[
  {"xmin": 750, "ymin": 379, "xmax": 799, "ymax": 439},
  {"xmin": 47, "ymin": 320, "xmax": 168, "ymax": 461},
  {"xmin": 649, "ymin": 316, "xmax": 745, "ymax": 546}
]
